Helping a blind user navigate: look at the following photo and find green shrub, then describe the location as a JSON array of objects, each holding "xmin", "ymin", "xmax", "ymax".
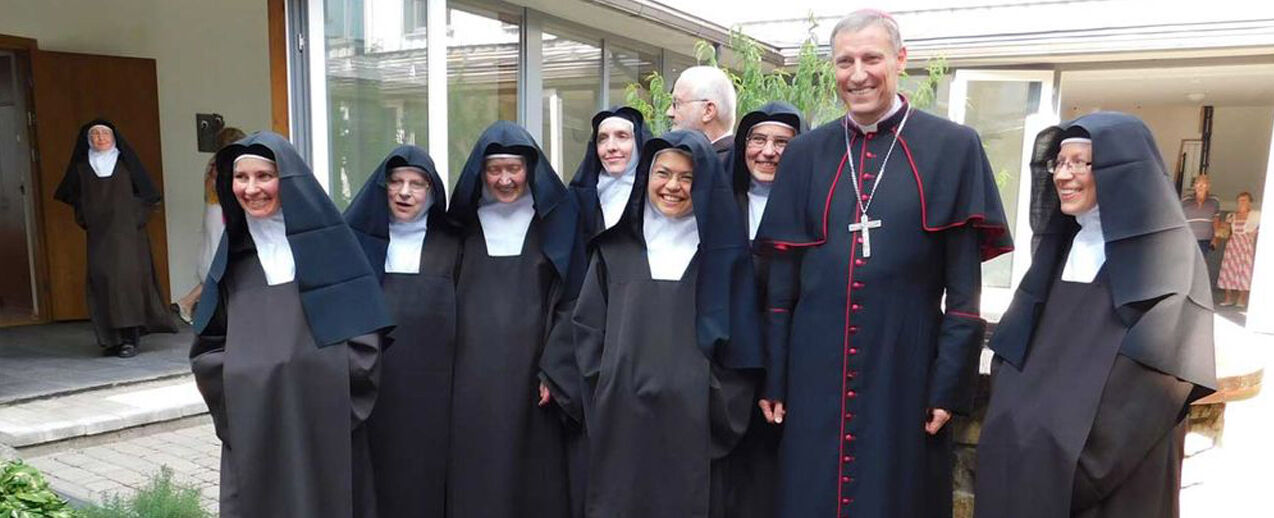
[
  {"xmin": 78, "ymin": 467, "xmax": 209, "ymax": 518},
  {"xmin": 0, "ymin": 459, "xmax": 76, "ymax": 518}
]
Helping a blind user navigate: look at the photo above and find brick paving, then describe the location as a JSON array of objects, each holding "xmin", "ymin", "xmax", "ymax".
[{"xmin": 25, "ymin": 417, "xmax": 220, "ymax": 514}]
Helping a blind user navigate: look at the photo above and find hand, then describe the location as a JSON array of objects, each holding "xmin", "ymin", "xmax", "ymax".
[
  {"xmin": 759, "ymin": 399, "xmax": 786, "ymax": 424},
  {"xmin": 925, "ymin": 408, "xmax": 951, "ymax": 435},
  {"xmin": 537, "ymin": 381, "xmax": 552, "ymax": 407}
]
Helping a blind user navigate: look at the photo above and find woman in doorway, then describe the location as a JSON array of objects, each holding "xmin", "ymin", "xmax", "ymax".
[
  {"xmin": 54, "ymin": 119, "xmax": 176, "ymax": 357},
  {"xmin": 174, "ymin": 126, "xmax": 246, "ymax": 323},
  {"xmin": 1218, "ymin": 191, "xmax": 1259, "ymax": 308}
]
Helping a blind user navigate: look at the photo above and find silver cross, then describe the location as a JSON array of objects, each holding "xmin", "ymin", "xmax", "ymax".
[{"xmin": 848, "ymin": 213, "xmax": 883, "ymax": 258}]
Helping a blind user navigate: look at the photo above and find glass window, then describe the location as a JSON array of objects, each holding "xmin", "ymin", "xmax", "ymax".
[
  {"xmin": 324, "ymin": 0, "xmax": 429, "ymax": 209},
  {"xmin": 447, "ymin": 5, "xmax": 521, "ymax": 189},
  {"xmin": 542, "ymin": 29, "xmax": 601, "ymax": 182},
  {"xmin": 607, "ymin": 43, "xmax": 658, "ymax": 111}
]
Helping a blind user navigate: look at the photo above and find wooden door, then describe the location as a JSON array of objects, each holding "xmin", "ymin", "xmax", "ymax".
[{"xmin": 30, "ymin": 50, "xmax": 168, "ymax": 321}]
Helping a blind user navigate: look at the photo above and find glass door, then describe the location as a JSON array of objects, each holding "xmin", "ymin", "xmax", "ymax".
[
  {"xmin": 948, "ymin": 69, "xmax": 1058, "ymax": 302},
  {"xmin": 0, "ymin": 51, "xmax": 40, "ymax": 325}
]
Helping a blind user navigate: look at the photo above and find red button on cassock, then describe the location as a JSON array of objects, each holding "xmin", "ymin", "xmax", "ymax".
[
  {"xmin": 866, "ymin": 151, "xmax": 876, "ymax": 158},
  {"xmin": 862, "ymin": 173, "xmax": 874, "ymax": 180},
  {"xmin": 848, "ymin": 326, "xmax": 859, "ymax": 334},
  {"xmin": 852, "ymin": 281, "xmax": 865, "ymax": 289},
  {"xmin": 843, "ymin": 456, "xmax": 852, "ymax": 462},
  {"xmin": 851, "ymin": 303, "xmax": 862, "ymax": 311},
  {"xmin": 854, "ymin": 258, "xmax": 866, "ymax": 266},
  {"xmin": 845, "ymin": 412, "xmax": 854, "ymax": 420},
  {"xmin": 844, "ymin": 434, "xmax": 853, "ymax": 441},
  {"xmin": 860, "ymin": 194, "xmax": 870, "ymax": 202},
  {"xmin": 849, "ymin": 348, "xmax": 859, "ymax": 355},
  {"xmin": 847, "ymin": 370, "xmax": 858, "ymax": 379},
  {"xmin": 842, "ymin": 498, "xmax": 850, "ymax": 505},
  {"xmin": 855, "ymin": 236, "xmax": 864, "ymax": 244},
  {"xmin": 847, "ymin": 456, "xmax": 856, "ymax": 462},
  {"xmin": 846, "ymin": 390, "xmax": 857, "ymax": 398},
  {"xmin": 842, "ymin": 476, "xmax": 850, "ymax": 483}
]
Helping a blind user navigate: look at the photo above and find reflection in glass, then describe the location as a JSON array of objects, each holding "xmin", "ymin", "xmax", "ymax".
[
  {"xmin": 608, "ymin": 44, "xmax": 658, "ymax": 111},
  {"xmin": 542, "ymin": 31, "xmax": 601, "ymax": 182},
  {"xmin": 447, "ymin": 6, "xmax": 520, "ymax": 189},
  {"xmin": 964, "ymin": 80, "xmax": 1034, "ymax": 287},
  {"xmin": 325, "ymin": 0, "xmax": 429, "ymax": 209}
]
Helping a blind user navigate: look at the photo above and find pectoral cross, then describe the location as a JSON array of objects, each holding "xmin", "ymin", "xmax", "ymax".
[{"xmin": 848, "ymin": 213, "xmax": 883, "ymax": 258}]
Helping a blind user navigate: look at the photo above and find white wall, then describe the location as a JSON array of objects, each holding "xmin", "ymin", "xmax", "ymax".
[{"xmin": 0, "ymin": 0, "xmax": 273, "ymax": 300}]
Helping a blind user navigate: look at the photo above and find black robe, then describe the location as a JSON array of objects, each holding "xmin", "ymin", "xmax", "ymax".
[
  {"xmin": 344, "ymin": 145, "xmax": 460, "ymax": 518},
  {"xmin": 722, "ymin": 101, "xmax": 807, "ymax": 518},
  {"xmin": 574, "ymin": 130, "xmax": 763, "ymax": 518},
  {"xmin": 975, "ymin": 112, "xmax": 1216, "ymax": 518},
  {"xmin": 445, "ymin": 121, "xmax": 583, "ymax": 518},
  {"xmin": 754, "ymin": 101, "xmax": 1012, "ymax": 518},
  {"xmin": 54, "ymin": 119, "xmax": 174, "ymax": 346},
  {"xmin": 190, "ymin": 132, "xmax": 392, "ymax": 518}
]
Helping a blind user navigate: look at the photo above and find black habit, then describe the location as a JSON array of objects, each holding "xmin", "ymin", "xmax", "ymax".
[
  {"xmin": 975, "ymin": 112, "xmax": 1217, "ymax": 518},
  {"xmin": 754, "ymin": 97, "xmax": 1013, "ymax": 518},
  {"xmin": 190, "ymin": 132, "xmax": 391, "ymax": 518},
  {"xmin": 344, "ymin": 145, "xmax": 460, "ymax": 518},
  {"xmin": 446, "ymin": 121, "xmax": 584, "ymax": 518},
  {"xmin": 574, "ymin": 130, "xmax": 763, "ymax": 518},
  {"xmin": 54, "ymin": 119, "xmax": 175, "ymax": 347},
  {"xmin": 721, "ymin": 101, "xmax": 806, "ymax": 518}
]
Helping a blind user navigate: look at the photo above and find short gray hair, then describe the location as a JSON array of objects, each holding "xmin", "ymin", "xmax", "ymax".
[
  {"xmin": 830, "ymin": 9, "xmax": 903, "ymax": 55},
  {"xmin": 676, "ymin": 66, "xmax": 737, "ymax": 128}
]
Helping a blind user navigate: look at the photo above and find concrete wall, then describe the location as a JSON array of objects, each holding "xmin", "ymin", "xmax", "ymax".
[
  {"xmin": 0, "ymin": 0, "xmax": 273, "ymax": 300},
  {"xmin": 1064, "ymin": 103, "xmax": 1272, "ymax": 211}
]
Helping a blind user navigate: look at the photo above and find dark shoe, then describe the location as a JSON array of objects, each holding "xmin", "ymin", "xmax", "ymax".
[
  {"xmin": 101, "ymin": 344, "xmax": 122, "ymax": 357},
  {"xmin": 117, "ymin": 343, "xmax": 138, "ymax": 358}
]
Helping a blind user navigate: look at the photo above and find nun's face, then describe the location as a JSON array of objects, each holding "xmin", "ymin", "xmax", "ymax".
[
  {"xmin": 483, "ymin": 157, "xmax": 528, "ymax": 203},
  {"xmin": 596, "ymin": 119, "xmax": 636, "ymax": 176},
  {"xmin": 88, "ymin": 125, "xmax": 115, "ymax": 152},
  {"xmin": 1052, "ymin": 141, "xmax": 1097, "ymax": 216},
  {"xmin": 387, "ymin": 167, "xmax": 431, "ymax": 222},
  {"xmin": 233, "ymin": 157, "xmax": 281, "ymax": 218},
  {"xmin": 649, "ymin": 151, "xmax": 694, "ymax": 218},
  {"xmin": 745, "ymin": 123, "xmax": 795, "ymax": 183}
]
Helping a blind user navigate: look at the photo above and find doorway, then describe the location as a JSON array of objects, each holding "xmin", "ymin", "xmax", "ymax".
[{"xmin": 0, "ymin": 50, "xmax": 40, "ymax": 326}]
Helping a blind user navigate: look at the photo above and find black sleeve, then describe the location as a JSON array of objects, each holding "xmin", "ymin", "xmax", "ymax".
[
  {"xmin": 927, "ymin": 225, "xmax": 987, "ymax": 415},
  {"xmin": 190, "ymin": 294, "xmax": 229, "ymax": 443}
]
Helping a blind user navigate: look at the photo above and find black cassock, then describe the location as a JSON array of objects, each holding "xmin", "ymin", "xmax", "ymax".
[
  {"xmin": 976, "ymin": 112, "xmax": 1216, "ymax": 518},
  {"xmin": 190, "ymin": 133, "xmax": 391, "ymax": 518},
  {"xmin": 721, "ymin": 101, "xmax": 807, "ymax": 518},
  {"xmin": 574, "ymin": 130, "xmax": 763, "ymax": 518},
  {"xmin": 446, "ymin": 121, "xmax": 583, "ymax": 518},
  {"xmin": 755, "ymin": 101, "xmax": 1012, "ymax": 518},
  {"xmin": 54, "ymin": 119, "xmax": 175, "ymax": 347},
  {"xmin": 344, "ymin": 145, "xmax": 459, "ymax": 517}
]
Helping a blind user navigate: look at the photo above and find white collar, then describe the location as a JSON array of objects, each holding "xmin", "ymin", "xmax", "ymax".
[
  {"xmin": 848, "ymin": 95, "xmax": 904, "ymax": 134},
  {"xmin": 747, "ymin": 177, "xmax": 772, "ymax": 241},
  {"xmin": 1061, "ymin": 206, "xmax": 1105, "ymax": 283},
  {"xmin": 643, "ymin": 200, "xmax": 699, "ymax": 281},
  {"xmin": 88, "ymin": 147, "xmax": 120, "ymax": 178},
  {"xmin": 477, "ymin": 186, "xmax": 535, "ymax": 256},
  {"xmin": 596, "ymin": 152, "xmax": 639, "ymax": 230},
  {"xmin": 385, "ymin": 194, "xmax": 434, "ymax": 274},
  {"xmin": 246, "ymin": 210, "xmax": 296, "ymax": 285}
]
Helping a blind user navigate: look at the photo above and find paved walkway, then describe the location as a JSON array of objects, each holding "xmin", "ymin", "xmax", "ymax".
[
  {"xmin": 24, "ymin": 417, "xmax": 220, "ymax": 514},
  {"xmin": 0, "ymin": 322, "xmax": 192, "ymax": 404}
]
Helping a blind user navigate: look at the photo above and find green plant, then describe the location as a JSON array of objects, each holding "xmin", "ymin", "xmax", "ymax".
[
  {"xmin": 78, "ymin": 467, "xmax": 209, "ymax": 518},
  {"xmin": 0, "ymin": 459, "xmax": 76, "ymax": 518},
  {"xmin": 626, "ymin": 16, "xmax": 948, "ymax": 134}
]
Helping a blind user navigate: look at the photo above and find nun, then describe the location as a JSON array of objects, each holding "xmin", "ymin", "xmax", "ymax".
[
  {"xmin": 722, "ymin": 101, "xmax": 805, "ymax": 518},
  {"xmin": 974, "ymin": 112, "xmax": 1217, "ymax": 518},
  {"xmin": 189, "ymin": 132, "xmax": 390, "ymax": 518},
  {"xmin": 567, "ymin": 106, "xmax": 652, "ymax": 238},
  {"xmin": 344, "ymin": 145, "xmax": 460, "ymax": 517},
  {"xmin": 54, "ymin": 119, "xmax": 175, "ymax": 357},
  {"xmin": 573, "ymin": 130, "xmax": 763, "ymax": 518},
  {"xmin": 446, "ymin": 121, "xmax": 583, "ymax": 518}
]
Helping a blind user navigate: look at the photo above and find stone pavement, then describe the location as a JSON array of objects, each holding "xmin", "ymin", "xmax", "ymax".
[{"xmin": 23, "ymin": 416, "xmax": 220, "ymax": 514}]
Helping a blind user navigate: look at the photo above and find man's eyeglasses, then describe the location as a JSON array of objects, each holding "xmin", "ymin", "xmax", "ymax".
[
  {"xmin": 671, "ymin": 98, "xmax": 710, "ymax": 110},
  {"xmin": 745, "ymin": 135, "xmax": 791, "ymax": 151},
  {"xmin": 1047, "ymin": 160, "xmax": 1092, "ymax": 175}
]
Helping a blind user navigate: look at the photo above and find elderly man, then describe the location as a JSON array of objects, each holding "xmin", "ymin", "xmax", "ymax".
[
  {"xmin": 753, "ymin": 9, "xmax": 1012, "ymax": 517},
  {"xmin": 1182, "ymin": 174, "xmax": 1221, "ymax": 256},
  {"xmin": 667, "ymin": 65, "xmax": 738, "ymax": 166}
]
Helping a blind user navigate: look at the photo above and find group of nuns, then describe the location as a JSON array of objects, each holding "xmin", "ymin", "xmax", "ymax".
[
  {"xmin": 181, "ymin": 101, "xmax": 802, "ymax": 518},
  {"xmin": 170, "ymin": 101, "xmax": 1215, "ymax": 517}
]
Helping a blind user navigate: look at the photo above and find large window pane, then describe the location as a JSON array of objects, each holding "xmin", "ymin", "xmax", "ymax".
[
  {"xmin": 608, "ymin": 44, "xmax": 658, "ymax": 110},
  {"xmin": 963, "ymin": 80, "xmax": 1035, "ymax": 287},
  {"xmin": 542, "ymin": 30, "xmax": 601, "ymax": 182},
  {"xmin": 448, "ymin": 6, "xmax": 520, "ymax": 188},
  {"xmin": 325, "ymin": 0, "xmax": 429, "ymax": 209}
]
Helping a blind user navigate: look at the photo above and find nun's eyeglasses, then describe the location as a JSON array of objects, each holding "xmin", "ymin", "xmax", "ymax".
[
  {"xmin": 1048, "ymin": 160, "xmax": 1092, "ymax": 175},
  {"xmin": 746, "ymin": 135, "xmax": 790, "ymax": 151}
]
